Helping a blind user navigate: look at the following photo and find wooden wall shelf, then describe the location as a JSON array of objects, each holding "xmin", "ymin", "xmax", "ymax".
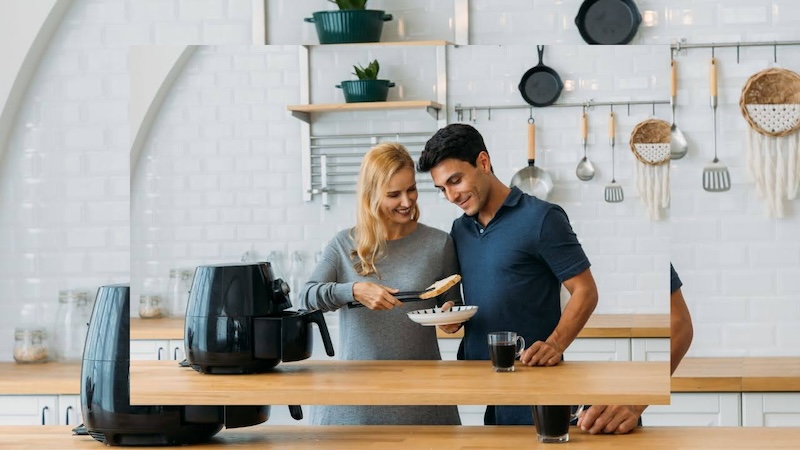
[{"xmin": 287, "ymin": 100, "xmax": 443, "ymax": 123}]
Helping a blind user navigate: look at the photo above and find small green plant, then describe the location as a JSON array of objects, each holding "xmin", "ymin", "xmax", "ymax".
[
  {"xmin": 353, "ymin": 60, "xmax": 380, "ymax": 80},
  {"xmin": 328, "ymin": 0, "xmax": 368, "ymax": 10}
]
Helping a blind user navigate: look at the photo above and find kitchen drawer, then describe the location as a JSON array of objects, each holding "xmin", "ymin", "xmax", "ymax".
[
  {"xmin": 643, "ymin": 393, "xmax": 741, "ymax": 426},
  {"xmin": 0, "ymin": 395, "xmax": 57, "ymax": 425},
  {"xmin": 743, "ymin": 393, "xmax": 800, "ymax": 427},
  {"xmin": 564, "ymin": 338, "xmax": 630, "ymax": 361},
  {"xmin": 631, "ymin": 338, "xmax": 669, "ymax": 362}
]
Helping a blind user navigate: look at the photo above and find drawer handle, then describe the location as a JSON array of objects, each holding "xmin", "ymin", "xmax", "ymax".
[
  {"xmin": 173, "ymin": 347, "xmax": 180, "ymax": 361},
  {"xmin": 41, "ymin": 406, "xmax": 49, "ymax": 425},
  {"xmin": 157, "ymin": 347, "xmax": 164, "ymax": 360},
  {"xmin": 65, "ymin": 405, "xmax": 74, "ymax": 425}
]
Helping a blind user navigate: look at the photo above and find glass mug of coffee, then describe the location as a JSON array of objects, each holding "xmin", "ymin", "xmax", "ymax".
[
  {"xmin": 487, "ymin": 331, "xmax": 525, "ymax": 372},
  {"xmin": 531, "ymin": 405, "xmax": 585, "ymax": 443}
]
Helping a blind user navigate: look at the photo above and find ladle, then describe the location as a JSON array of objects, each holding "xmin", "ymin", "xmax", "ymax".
[{"xmin": 575, "ymin": 109, "xmax": 596, "ymax": 181}]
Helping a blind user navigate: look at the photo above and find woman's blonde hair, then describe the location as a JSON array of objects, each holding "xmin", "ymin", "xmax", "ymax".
[{"xmin": 351, "ymin": 142, "xmax": 420, "ymax": 277}]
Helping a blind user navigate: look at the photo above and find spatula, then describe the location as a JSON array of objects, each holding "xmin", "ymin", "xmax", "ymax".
[
  {"xmin": 604, "ymin": 110, "xmax": 624, "ymax": 203},
  {"xmin": 347, "ymin": 274, "xmax": 462, "ymax": 309},
  {"xmin": 703, "ymin": 57, "xmax": 731, "ymax": 192}
]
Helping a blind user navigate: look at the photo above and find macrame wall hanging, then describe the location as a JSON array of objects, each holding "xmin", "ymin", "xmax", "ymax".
[
  {"xmin": 630, "ymin": 119, "xmax": 671, "ymax": 220},
  {"xmin": 739, "ymin": 67, "xmax": 800, "ymax": 218}
]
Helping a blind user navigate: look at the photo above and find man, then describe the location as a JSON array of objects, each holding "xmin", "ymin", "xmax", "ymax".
[
  {"xmin": 576, "ymin": 263, "xmax": 694, "ymax": 434},
  {"xmin": 417, "ymin": 123, "xmax": 599, "ymax": 425}
]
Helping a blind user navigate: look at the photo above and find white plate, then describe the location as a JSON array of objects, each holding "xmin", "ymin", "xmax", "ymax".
[{"xmin": 406, "ymin": 305, "xmax": 478, "ymax": 326}]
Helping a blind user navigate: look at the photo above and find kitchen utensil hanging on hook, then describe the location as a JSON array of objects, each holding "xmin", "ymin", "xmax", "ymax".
[
  {"xmin": 703, "ymin": 55, "xmax": 731, "ymax": 192},
  {"xmin": 518, "ymin": 46, "xmax": 563, "ymax": 107},
  {"xmin": 511, "ymin": 114, "xmax": 553, "ymax": 199},
  {"xmin": 576, "ymin": 107, "xmax": 596, "ymax": 181},
  {"xmin": 604, "ymin": 109, "xmax": 624, "ymax": 203},
  {"xmin": 670, "ymin": 58, "xmax": 689, "ymax": 159},
  {"xmin": 575, "ymin": 0, "xmax": 642, "ymax": 45}
]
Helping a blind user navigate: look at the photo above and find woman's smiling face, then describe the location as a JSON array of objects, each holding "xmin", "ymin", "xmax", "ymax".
[{"xmin": 380, "ymin": 167, "xmax": 418, "ymax": 225}]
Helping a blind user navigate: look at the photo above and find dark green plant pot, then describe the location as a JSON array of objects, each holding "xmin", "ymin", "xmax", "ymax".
[
  {"xmin": 304, "ymin": 10, "xmax": 393, "ymax": 44},
  {"xmin": 336, "ymin": 80, "xmax": 395, "ymax": 103}
]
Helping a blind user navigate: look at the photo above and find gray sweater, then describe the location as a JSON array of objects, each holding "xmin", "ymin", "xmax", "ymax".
[{"xmin": 300, "ymin": 223, "xmax": 462, "ymax": 425}]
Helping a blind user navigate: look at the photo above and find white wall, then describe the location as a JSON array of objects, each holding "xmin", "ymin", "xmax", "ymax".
[
  {"xmin": 0, "ymin": 0, "xmax": 252, "ymax": 362},
  {"xmin": 671, "ymin": 44, "xmax": 800, "ymax": 357}
]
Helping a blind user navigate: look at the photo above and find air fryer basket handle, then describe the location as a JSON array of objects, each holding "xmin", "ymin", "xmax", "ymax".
[
  {"xmin": 289, "ymin": 405, "xmax": 303, "ymax": 420},
  {"xmin": 308, "ymin": 309, "xmax": 335, "ymax": 357}
]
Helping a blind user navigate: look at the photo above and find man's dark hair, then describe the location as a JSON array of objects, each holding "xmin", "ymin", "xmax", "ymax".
[{"xmin": 417, "ymin": 123, "xmax": 489, "ymax": 173}]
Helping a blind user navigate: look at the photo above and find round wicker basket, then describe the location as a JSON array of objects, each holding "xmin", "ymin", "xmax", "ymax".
[
  {"xmin": 739, "ymin": 67, "xmax": 800, "ymax": 137},
  {"xmin": 629, "ymin": 118, "xmax": 671, "ymax": 166}
]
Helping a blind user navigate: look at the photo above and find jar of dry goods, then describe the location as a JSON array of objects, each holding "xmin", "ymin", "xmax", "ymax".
[
  {"xmin": 14, "ymin": 327, "xmax": 49, "ymax": 364},
  {"xmin": 139, "ymin": 294, "xmax": 164, "ymax": 319}
]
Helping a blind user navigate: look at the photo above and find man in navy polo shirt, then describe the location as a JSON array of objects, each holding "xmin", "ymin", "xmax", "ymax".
[{"xmin": 417, "ymin": 123, "xmax": 599, "ymax": 425}]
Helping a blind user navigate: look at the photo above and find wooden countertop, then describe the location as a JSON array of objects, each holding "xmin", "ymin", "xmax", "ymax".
[
  {"xmin": 130, "ymin": 359, "xmax": 669, "ymax": 406},
  {"xmin": 437, "ymin": 313, "xmax": 669, "ymax": 339},
  {"xmin": 5, "ymin": 426, "xmax": 800, "ymax": 449},
  {"xmin": 672, "ymin": 357, "xmax": 800, "ymax": 392},
  {"xmin": 0, "ymin": 362, "xmax": 81, "ymax": 395},
  {"xmin": 131, "ymin": 314, "xmax": 670, "ymax": 341},
  {"xmin": 130, "ymin": 317, "xmax": 184, "ymax": 340}
]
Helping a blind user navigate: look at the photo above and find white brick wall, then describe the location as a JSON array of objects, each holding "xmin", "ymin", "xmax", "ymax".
[
  {"xmin": 0, "ymin": 0, "xmax": 251, "ymax": 362},
  {"xmin": 670, "ymin": 44, "xmax": 800, "ymax": 358}
]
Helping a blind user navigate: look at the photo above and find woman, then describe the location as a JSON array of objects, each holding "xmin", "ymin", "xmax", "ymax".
[{"xmin": 299, "ymin": 142, "xmax": 461, "ymax": 426}]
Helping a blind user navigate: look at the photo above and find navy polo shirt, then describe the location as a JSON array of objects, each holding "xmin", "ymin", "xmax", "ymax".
[
  {"xmin": 452, "ymin": 187, "xmax": 591, "ymax": 362},
  {"xmin": 670, "ymin": 263, "xmax": 682, "ymax": 293}
]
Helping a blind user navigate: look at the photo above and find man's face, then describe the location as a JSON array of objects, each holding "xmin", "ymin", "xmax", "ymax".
[{"xmin": 429, "ymin": 153, "xmax": 491, "ymax": 216}]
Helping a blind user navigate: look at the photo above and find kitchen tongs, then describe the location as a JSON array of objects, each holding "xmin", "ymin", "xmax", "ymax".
[{"xmin": 347, "ymin": 274, "xmax": 462, "ymax": 309}]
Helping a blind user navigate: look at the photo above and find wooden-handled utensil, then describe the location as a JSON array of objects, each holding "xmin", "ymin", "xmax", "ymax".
[
  {"xmin": 670, "ymin": 59, "xmax": 689, "ymax": 159},
  {"xmin": 575, "ymin": 110, "xmax": 595, "ymax": 181},
  {"xmin": 604, "ymin": 110, "xmax": 624, "ymax": 203},
  {"xmin": 702, "ymin": 57, "xmax": 731, "ymax": 192},
  {"xmin": 347, "ymin": 274, "xmax": 462, "ymax": 309}
]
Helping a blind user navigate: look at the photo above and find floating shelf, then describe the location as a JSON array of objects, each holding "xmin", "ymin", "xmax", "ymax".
[{"xmin": 287, "ymin": 100, "xmax": 443, "ymax": 123}]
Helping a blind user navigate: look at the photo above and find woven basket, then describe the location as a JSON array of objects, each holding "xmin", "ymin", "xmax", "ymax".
[
  {"xmin": 739, "ymin": 67, "xmax": 800, "ymax": 137},
  {"xmin": 629, "ymin": 118, "xmax": 671, "ymax": 166}
]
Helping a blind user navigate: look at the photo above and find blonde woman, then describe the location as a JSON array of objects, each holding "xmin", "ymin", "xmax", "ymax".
[{"xmin": 299, "ymin": 143, "xmax": 461, "ymax": 426}]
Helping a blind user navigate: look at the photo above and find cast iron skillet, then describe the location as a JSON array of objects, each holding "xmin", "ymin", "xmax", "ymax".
[
  {"xmin": 575, "ymin": 0, "xmax": 642, "ymax": 45},
  {"xmin": 518, "ymin": 46, "xmax": 563, "ymax": 107}
]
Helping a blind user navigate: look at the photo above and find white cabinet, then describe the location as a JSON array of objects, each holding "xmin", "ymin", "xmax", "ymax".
[
  {"xmin": 0, "ymin": 396, "xmax": 59, "ymax": 425},
  {"xmin": 565, "ymin": 338, "xmax": 631, "ymax": 361},
  {"xmin": 130, "ymin": 339, "xmax": 185, "ymax": 361},
  {"xmin": 643, "ymin": 393, "xmax": 741, "ymax": 426},
  {"xmin": 631, "ymin": 338, "xmax": 669, "ymax": 362},
  {"xmin": 58, "ymin": 394, "xmax": 82, "ymax": 426},
  {"xmin": 742, "ymin": 393, "xmax": 800, "ymax": 427}
]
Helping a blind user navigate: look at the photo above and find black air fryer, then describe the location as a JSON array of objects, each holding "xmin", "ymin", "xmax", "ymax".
[
  {"xmin": 184, "ymin": 262, "xmax": 335, "ymax": 375},
  {"xmin": 80, "ymin": 284, "xmax": 267, "ymax": 446}
]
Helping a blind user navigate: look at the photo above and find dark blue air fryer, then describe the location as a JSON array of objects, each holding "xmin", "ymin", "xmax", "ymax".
[{"xmin": 79, "ymin": 284, "xmax": 267, "ymax": 446}]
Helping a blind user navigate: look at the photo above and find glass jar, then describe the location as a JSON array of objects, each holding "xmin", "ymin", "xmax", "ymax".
[
  {"xmin": 139, "ymin": 294, "xmax": 164, "ymax": 319},
  {"xmin": 14, "ymin": 327, "xmax": 49, "ymax": 364},
  {"xmin": 54, "ymin": 290, "xmax": 91, "ymax": 362},
  {"xmin": 167, "ymin": 268, "xmax": 193, "ymax": 318}
]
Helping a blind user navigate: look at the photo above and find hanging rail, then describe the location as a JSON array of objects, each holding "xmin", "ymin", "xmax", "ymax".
[
  {"xmin": 671, "ymin": 40, "xmax": 800, "ymax": 63},
  {"xmin": 453, "ymin": 99, "xmax": 669, "ymax": 121}
]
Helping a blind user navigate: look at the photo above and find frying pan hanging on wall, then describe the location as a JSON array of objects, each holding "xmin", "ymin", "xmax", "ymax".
[
  {"xmin": 575, "ymin": 0, "xmax": 642, "ymax": 45},
  {"xmin": 518, "ymin": 46, "xmax": 563, "ymax": 107}
]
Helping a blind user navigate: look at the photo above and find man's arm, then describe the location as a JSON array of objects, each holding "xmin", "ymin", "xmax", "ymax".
[
  {"xmin": 670, "ymin": 287, "xmax": 693, "ymax": 374},
  {"xmin": 520, "ymin": 268, "xmax": 598, "ymax": 366},
  {"xmin": 577, "ymin": 285, "xmax": 695, "ymax": 434}
]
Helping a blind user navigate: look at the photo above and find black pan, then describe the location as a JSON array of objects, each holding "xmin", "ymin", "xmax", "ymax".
[
  {"xmin": 575, "ymin": 0, "xmax": 642, "ymax": 45},
  {"xmin": 518, "ymin": 46, "xmax": 563, "ymax": 107}
]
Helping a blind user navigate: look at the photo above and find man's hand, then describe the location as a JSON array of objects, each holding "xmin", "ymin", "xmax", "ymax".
[
  {"xmin": 519, "ymin": 339, "xmax": 562, "ymax": 366},
  {"xmin": 436, "ymin": 301, "xmax": 463, "ymax": 334},
  {"xmin": 576, "ymin": 405, "xmax": 646, "ymax": 434}
]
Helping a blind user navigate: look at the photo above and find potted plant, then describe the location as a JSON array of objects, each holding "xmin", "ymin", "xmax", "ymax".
[
  {"xmin": 304, "ymin": 0, "xmax": 393, "ymax": 44},
  {"xmin": 336, "ymin": 60, "xmax": 395, "ymax": 103}
]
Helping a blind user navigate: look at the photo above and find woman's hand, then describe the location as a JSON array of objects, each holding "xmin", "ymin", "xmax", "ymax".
[
  {"xmin": 352, "ymin": 282, "xmax": 402, "ymax": 310},
  {"xmin": 436, "ymin": 301, "xmax": 464, "ymax": 334}
]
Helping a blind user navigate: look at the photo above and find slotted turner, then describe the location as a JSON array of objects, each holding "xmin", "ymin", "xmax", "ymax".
[
  {"xmin": 605, "ymin": 110, "xmax": 624, "ymax": 203},
  {"xmin": 347, "ymin": 274, "xmax": 462, "ymax": 309},
  {"xmin": 703, "ymin": 57, "xmax": 731, "ymax": 192}
]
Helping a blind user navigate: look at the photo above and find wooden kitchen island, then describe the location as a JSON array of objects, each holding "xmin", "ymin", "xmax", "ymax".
[
  {"xmin": 129, "ymin": 359, "xmax": 669, "ymax": 406},
  {"xmin": 4, "ymin": 425, "xmax": 800, "ymax": 449}
]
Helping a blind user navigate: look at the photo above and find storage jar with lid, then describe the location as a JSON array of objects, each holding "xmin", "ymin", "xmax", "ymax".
[{"xmin": 14, "ymin": 326, "xmax": 50, "ymax": 364}]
